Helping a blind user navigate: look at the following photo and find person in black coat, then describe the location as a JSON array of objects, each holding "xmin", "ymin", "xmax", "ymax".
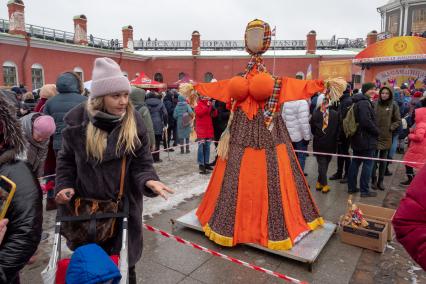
[
  {"xmin": 163, "ymin": 90, "xmax": 178, "ymax": 151},
  {"xmin": 0, "ymin": 95, "xmax": 43, "ymax": 284},
  {"xmin": 348, "ymin": 83, "xmax": 380, "ymax": 197},
  {"xmin": 310, "ymin": 94, "xmax": 339, "ymax": 193},
  {"xmin": 211, "ymin": 100, "xmax": 230, "ymax": 165},
  {"xmin": 43, "ymin": 72, "xmax": 87, "ymax": 152},
  {"xmin": 55, "ymin": 58, "xmax": 173, "ymax": 284},
  {"xmin": 330, "ymin": 86, "xmax": 353, "ymax": 183},
  {"xmin": 146, "ymin": 92, "xmax": 168, "ymax": 162}
]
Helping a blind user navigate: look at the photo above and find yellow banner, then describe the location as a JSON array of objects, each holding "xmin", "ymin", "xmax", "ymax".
[{"xmin": 319, "ymin": 60, "xmax": 352, "ymax": 81}]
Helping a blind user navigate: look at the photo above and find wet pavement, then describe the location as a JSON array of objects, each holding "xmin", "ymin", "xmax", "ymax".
[{"xmin": 20, "ymin": 143, "xmax": 426, "ymax": 283}]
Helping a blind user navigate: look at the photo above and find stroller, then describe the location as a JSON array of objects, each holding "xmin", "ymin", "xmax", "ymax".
[{"xmin": 41, "ymin": 205, "xmax": 129, "ymax": 284}]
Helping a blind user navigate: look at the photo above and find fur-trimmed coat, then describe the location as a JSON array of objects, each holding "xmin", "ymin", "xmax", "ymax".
[
  {"xmin": 0, "ymin": 96, "xmax": 43, "ymax": 283},
  {"xmin": 55, "ymin": 103, "xmax": 160, "ymax": 267}
]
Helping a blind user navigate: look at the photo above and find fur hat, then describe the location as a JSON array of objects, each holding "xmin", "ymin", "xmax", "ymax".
[{"xmin": 90, "ymin": 57, "xmax": 131, "ymax": 98}]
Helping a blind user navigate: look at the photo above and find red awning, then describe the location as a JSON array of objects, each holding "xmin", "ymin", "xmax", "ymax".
[{"xmin": 130, "ymin": 72, "xmax": 167, "ymax": 89}]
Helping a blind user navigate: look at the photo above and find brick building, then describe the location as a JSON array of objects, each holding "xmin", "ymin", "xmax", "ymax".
[{"xmin": 1, "ymin": 0, "xmax": 367, "ymax": 91}]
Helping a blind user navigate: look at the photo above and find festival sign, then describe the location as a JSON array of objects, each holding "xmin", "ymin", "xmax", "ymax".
[
  {"xmin": 354, "ymin": 36, "xmax": 426, "ymax": 64},
  {"xmin": 319, "ymin": 60, "xmax": 352, "ymax": 81},
  {"xmin": 375, "ymin": 68, "xmax": 426, "ymax": 89}
]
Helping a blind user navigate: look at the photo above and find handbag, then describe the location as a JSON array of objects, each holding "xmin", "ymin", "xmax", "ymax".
[{"xmin": 60, "ymin": 157, "xmax": 127, "ymax": 249}]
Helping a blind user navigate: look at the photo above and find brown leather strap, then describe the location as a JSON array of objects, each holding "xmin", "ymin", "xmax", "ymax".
[{"xmin": 118, "ymin": 156, "xmax": 126, "ymax": 202}]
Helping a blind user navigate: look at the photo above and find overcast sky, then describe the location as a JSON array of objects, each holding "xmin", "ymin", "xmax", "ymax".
[{"xmin": 1, "ymin": 0, "xmax": 387, "ymax": 40}]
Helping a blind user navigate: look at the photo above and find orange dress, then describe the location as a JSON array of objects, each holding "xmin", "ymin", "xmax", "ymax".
[{"xmin": 194, "ymin": 76, "xmax": 325, "ymax": 250}]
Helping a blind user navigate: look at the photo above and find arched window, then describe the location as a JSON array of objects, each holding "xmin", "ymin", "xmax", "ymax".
[
  {"xmin": 178, "ymin": 72, "xmax": 186, "ymax": 80},
  {"xmin": 154, "ymin": 73, "xmax": 163, "ymax": 82},
  {"xmin": 204, "ymin": 72, "xmax": 214, "ymax": 83},
  {"xmin": 73, "ymin": 67, "xmax": 84, "ymax": 82},
  {"xmin": 2, "ymin": 61, "xmax": 18, "ymax": 87},
  {"xmin": 31, "ymin": 63, "xmax": 44, "ymax": 90}
]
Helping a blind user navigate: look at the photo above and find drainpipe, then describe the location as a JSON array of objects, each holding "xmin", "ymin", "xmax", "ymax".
[
  {"xmin": 21, "ymin": 34, "xmax": 31, "ymax": 88},
  {"xmin": 193, "ymin": 56, "xmax": 197, "ymax": 82},
  {"xmin": 118, "ymin": 51, "xmax": 123, "ymax": 65}
]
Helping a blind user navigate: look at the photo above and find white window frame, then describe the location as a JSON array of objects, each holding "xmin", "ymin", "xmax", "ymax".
[
  {"xmin": 31, "ymin": 63, "xmax": 45, "ymax": 90},
  {"xmin": 3, "ymin": 61, "xmax": 19, "ymax": 86},
  {"xmin": 73, "ymin": 67, "xmax": 84, "ymax": 82}
]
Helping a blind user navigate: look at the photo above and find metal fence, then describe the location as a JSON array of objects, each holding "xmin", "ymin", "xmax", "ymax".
[
  {"xmin": 0, "ymin": 18, "xmax": 366, "ymax": 51},
  {"xmin": 0, "ymin": 19, "xmax": 122, "ymax": 50}
]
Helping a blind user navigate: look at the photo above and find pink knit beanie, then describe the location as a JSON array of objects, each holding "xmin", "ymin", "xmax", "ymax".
[
  {"xmin": 90, "ymin": 57, "xmax": 131, "ymax": 98},
  {"xmin": 33, "ymin": 115, "xmax": 56, "ymax": 139}
]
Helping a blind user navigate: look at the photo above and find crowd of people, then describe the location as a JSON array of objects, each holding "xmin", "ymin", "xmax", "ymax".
[
  {"xmin": 0, "ymin": 57, "xmax": 425, "ymax": 282},
  {"xmin": 284, "ymin": 78, "xmax": 426, "ymax": 197}
]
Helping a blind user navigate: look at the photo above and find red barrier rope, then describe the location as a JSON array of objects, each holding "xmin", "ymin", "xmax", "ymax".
[{"xmin": 143, "ymin": 224, "xmax": 308, "ymax": 284}]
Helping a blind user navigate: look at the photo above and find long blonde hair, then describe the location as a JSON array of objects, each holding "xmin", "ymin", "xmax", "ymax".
[{"xmin": 86, "ymin": 96, "xmax": 140, "ymax": 162}]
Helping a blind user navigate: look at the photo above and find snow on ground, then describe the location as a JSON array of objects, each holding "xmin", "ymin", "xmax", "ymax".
[{"xmin": 143, "ymin": 142, "xmax": 213, "ymax": 218}]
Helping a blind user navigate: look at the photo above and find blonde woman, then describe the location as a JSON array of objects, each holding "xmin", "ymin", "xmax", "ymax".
[{"xmin": 55, "ymin": 57, "xmax": 173, "ymax": 283}]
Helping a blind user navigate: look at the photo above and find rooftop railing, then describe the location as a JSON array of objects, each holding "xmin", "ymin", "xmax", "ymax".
[{"xmin": 0, "ymin": 19, "xmax": 366, "ymax": 51}]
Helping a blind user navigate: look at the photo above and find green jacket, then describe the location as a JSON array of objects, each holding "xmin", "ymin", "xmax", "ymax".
[
  {"xmin": 374, "ymin": 98, "xmax": 401, "ymax": 150},
  {"xmin": 130, "ymin": 87, "xmax": 155, "ymax": 148}
]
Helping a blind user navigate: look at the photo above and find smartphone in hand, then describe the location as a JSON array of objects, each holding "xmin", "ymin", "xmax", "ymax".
[{"xmin": 0, "ymin": 175, "xmax": 16, "ymax": 220}]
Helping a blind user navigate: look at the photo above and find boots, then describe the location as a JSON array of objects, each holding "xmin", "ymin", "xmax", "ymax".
[
  {"xmin": 315, "ymin": 182, "xmax": 323, "ymax": 191},
  {"xmin": 199, "ymin": 165, "xmax": 208, "ymax": 175},
  {"xmin": 385, "ymin": 162, "xmax": 392, "ymax": 176},
  {"xmin": 186, "ymin": 145, "xmax": 190, "ymax": 154},
  {"xmin": 329, "ymin": 173, "xmax": 342, "ymax": 181},
  {"xmin": 322, "ymin": 185, "xmax": 330, "ymax": 193},
  {"xmin": 376, "ymin": 179, "xmax": 385, "ymax": 191},
  {"xmin": 371, "ymin": 175, "xmax": 378, "ymax": 189},
  {"xmin": 180, "ymin": 147, "xmax": 185, "ymax": 154},
  {"xmin": 205, "ymin": 165, "xmax": 214, "ymax": 171},
  {"xmin": 400, "ymin": 175, "xmax": 414, "ymax": 186}
]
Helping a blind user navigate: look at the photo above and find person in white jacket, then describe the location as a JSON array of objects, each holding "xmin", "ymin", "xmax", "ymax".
[{"xmin": 282, "ymin": 99, "xmax": 312, "ymax": 174}]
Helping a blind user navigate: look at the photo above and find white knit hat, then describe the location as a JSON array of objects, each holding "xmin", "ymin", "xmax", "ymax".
[{"xmin": 90, "ymin": 57, "xmax": 131, "ymax": 98}]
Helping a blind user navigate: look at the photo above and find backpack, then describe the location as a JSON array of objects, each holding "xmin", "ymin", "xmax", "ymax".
[
  {"xmin": 182, "ymin": 112, "xmax": 192, "ymax": 127},
  {"xmin": 343, "ymin": 103, "xmax": 358, "ymax": 138}
]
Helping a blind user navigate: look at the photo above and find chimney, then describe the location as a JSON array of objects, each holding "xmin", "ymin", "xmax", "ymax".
[
  {"xmin": 191, "ymin": 31, "xmax": 200, "ymax": 56},
  {"xmin": 366, "ymin": 30, "xmax": 378, "ymax": 46},
  {"xmin": 122, "ymin": 25, "xmax": 134, "ymax": 51},
  {"xmin": 73, "ymin": 15, "xmax": 88, "ymax": 45},
  {"xmin": 7, "ymin": 0, "xmax": 26, "ymax": 36},
  {"xmin": 306, "ymin": 30, "xmax": 317, "ymax": 55}
]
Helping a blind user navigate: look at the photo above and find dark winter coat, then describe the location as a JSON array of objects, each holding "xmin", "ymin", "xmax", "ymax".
[
  {"xmin": 212, "ymin": 101, "xmax": 230, "ymax": 141},
  {"xmin": 130, "ymin": 88, "xmax": 155, "ymax": 148},
  {"xmin": 0, "ymin": 96, "xmax": 43, "ymax": 284},
  {"xmin": 43, "ymin": 73, "xmax": 87, "ymax": 150},
  {"xmin": 195, "ymin": 99, "xmax": 215, "ymax": 139},
  {"xmin": 55, "ymin": 103, "xmax": 160, "ymax": 267},
  {"xmin": 146, "ymin": 95, "xmax": 168, "ymax": 135},
  {"xmin": 350, "ymin": 93, "xmax": 380, "ymax": 152},
  {"xmin": 310, "ymin": 107, "xmax": 339, "ymax": 154},
  {"xmin": 163, "ymin": 92, "xmax": 177, "ymax": 129},
  {"xmin": 393, "ymin": 164, "xmax": 426, "ymax": 270},
  {"xmin": 337, "ymin": 92, "xmax": 353, "ymax": 141},
  {"xmin": 374, "ymin": 91, "xmax": 401, "ymax": 150}
]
